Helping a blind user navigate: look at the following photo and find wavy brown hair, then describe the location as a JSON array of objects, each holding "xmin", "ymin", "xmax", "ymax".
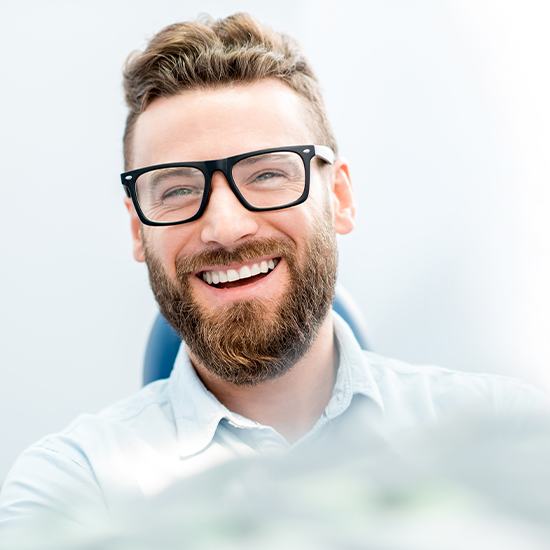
[{"xmin": 122, "ymin": 12, "xmax": 337, "ymax": 169}]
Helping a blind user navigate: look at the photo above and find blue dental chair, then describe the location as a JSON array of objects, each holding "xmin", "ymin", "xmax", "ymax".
[{"xmin": 143, "ymin": 284, "xmax": 368, "ymax": 386}]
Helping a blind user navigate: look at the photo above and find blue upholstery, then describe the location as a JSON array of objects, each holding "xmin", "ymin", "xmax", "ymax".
[{"xmin": 143, "ymin": 284, "xmax": 369, "ymax": 386}]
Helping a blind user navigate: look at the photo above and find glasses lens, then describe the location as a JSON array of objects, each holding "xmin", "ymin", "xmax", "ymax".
[
  {"xmin": 232, "ymin": 151, "xmax": 306, "ymax": 208},
  {"xmin": 135, "ymin": 166, "xmax": 205, "ymax": 223}
]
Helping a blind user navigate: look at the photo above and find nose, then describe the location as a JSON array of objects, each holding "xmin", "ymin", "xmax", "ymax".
[{"xmin": 199, "ymin": 170, "xmax": 260, "ymax": 247}]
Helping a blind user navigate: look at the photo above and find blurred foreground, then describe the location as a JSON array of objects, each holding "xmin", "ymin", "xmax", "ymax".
[{"xmin": 2, "ymin": 410, "xmax": 549, "ymax": 549}]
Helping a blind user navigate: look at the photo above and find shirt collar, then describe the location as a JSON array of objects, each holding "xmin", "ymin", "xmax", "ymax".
[
  {"xmin": 326, "ymin": 310, "xmax": 385, "ymax": 419},
  {"xmin": 168, "ymin": 309, "xmax": 385, "ymax": 458},
  {"xmin": 168, "ymin": 348, "xmax": 254, "ymax": 458}
]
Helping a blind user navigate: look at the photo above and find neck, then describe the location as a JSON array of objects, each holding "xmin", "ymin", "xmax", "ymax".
[{"xmin": 188, "ymin": 313, "xmax": 337, "ymax": 444}]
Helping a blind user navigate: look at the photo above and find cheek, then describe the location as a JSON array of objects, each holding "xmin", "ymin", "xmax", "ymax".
[
  {"xmin": 272, "ymin": 185, "xmax": 331, "ymax": 238},
  {"xmin": 279, "ymin": 180, "xmax": 328, "ymax": 225},
  {"xmin": 267, "ymin": 208, "xmax": 310, "ymax": 242},
  {"xmin": 143, "ymin": 227, "xmax": 195, "ymax": 278}
]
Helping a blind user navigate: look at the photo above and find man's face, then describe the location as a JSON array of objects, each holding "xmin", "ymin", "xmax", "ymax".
[{"xmin": 126, "ymin": 79, "xmax": 355, "ymax": 385}]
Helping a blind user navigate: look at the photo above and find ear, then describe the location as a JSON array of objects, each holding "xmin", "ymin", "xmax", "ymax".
[
  {"xmin": 329, "ymin": 158, "xmax": 356, "ymax": 235},
  {"xmin": 124, "ymin": 197, "xmax": 145, "ymax": 262}
]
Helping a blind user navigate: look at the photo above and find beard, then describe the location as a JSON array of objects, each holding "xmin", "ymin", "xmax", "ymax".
[{"xmin": 142, "ymin": 211, "xmax": 338, "ymax": 386}]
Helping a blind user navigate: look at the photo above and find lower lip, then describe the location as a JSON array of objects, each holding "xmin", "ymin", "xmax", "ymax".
[{"xmin": 192, "ymin": 259, "xmax": 284, "ymax": 305}]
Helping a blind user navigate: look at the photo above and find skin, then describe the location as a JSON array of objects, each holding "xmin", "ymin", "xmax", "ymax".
[{"xmin": 125, "ymin": 78, "xmax": 356, "ymax": 442}]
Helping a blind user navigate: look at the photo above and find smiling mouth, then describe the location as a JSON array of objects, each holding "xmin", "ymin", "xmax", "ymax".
[{"xmin": 197, "ymin": 258, "xmax": 281, "ymax": 290}]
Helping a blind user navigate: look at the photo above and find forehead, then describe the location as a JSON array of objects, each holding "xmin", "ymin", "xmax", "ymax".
[{"xmin": 131, "ymin": 79, "xmax": 315, "ymax": 169}]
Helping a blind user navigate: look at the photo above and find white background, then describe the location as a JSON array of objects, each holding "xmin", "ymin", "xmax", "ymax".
[{"xmin": 1, "ymin": 0, "xmax": 549, "ymax": 479}]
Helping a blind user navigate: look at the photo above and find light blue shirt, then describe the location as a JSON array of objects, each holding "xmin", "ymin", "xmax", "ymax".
[{"xmin": 1, "ymin": 311, "xmax": 547, "ymax": 527}]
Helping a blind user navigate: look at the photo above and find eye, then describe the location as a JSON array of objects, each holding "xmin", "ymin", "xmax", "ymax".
[
  {"xmin": 252, "ymin": 171, "xmax": 287, "ymax": 182},
  {"xmin": 161, "ymin": 186, "xmax": 202, "ymax": 202},
  {"xmin": 163, "ymin": 187, "xmax": 191, "ymax": 197},
  {"xmin": 257, "ymin": 171, "xmax": 275, "ymax": 179}
]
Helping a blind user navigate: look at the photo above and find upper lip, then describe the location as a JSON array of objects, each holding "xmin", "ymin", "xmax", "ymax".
[{"xmin": 194, "ymin": 255, "xmax": 281, "ymax": 276}]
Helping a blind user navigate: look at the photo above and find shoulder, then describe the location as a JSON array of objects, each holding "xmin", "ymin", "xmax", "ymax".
[
  {"xmin": 87, "ymin": 377, "xmax": 174, "ymax": 433},
  {"xmin": 363, "ymin": 350, "xmax": 550, "ymax": 418},
  {"xmin": 24, "ymin": 378, "xmax": 176, "ymax": 453},
  {"xmin": 38, "ymin": 377, "xmax": 177, "ymax": 467},
  {"xmin": 0, "ymin": 379, "xmax": 174, "ymax": 523}
]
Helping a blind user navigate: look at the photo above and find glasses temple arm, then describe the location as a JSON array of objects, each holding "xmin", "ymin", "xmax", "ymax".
[{"xmin": 313, "ymin": 145, "xmax": 335, "ymax": 165}]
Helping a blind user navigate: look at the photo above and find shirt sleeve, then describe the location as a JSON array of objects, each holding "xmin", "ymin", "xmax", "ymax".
[
  {"xmin": 0, "ymin": 436, "xmax": 109, "ymax": 534},
  {"xmin": 491, "ymin": 375, "xmax": 550, "ymax": 417}
]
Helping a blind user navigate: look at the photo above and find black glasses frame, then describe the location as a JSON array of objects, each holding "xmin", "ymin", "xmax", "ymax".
[{"xmin": 121, "ymin": 144, "xmax": 335, "ymax": 227}]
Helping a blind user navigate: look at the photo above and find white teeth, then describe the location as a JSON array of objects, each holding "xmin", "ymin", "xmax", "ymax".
[
  {"xmin": 227, "ymin": 269, "xmax": 239, "ymax": 282},
  {"xmin": 201, "ymin": 258, "xmax": 279, "ymax": 286},
  {"xmin": 239, "ymin": 265, "xmax": 252, "ymax": 279}
]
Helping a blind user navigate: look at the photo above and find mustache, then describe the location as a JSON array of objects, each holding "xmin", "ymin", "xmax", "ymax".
[{"xmin": 175, "ymin": 237, "xmax": 296, "ymax": 276}]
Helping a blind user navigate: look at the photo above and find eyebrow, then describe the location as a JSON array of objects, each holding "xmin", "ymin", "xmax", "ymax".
[
  {"xmin": 236, "ymin": 154, "xmax": 290, "ymax": 167},
  {"xmin": 148, "ymin": 167, "xmax": 203, "ymax": 186}
]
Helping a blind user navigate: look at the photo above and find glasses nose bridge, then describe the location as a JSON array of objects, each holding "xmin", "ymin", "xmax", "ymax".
[
  {"xmin": 203, "ymin": 157, "xmax": 241, "ymax": 201},
  {"xmin": 205, "ymin": 158, "xmax": 231, "ymax": 183}
]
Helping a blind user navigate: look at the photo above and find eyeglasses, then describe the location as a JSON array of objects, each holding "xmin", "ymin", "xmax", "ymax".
[{"xmin": 121, "ymin": 144, "xmax": 335, "ymax": 226}]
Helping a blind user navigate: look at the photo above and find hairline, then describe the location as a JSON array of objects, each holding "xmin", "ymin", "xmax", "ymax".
[{"xmin": 123, "ymin": 79, "xmax": 330, "ymax": 171}]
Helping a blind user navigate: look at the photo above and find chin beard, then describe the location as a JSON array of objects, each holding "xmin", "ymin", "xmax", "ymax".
[{"xmin": 143, "ymin": 217, "xmax": 337, "ymax": 386}]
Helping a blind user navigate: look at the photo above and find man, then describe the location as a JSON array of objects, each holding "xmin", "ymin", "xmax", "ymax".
[{"xmin": 0, "ymin": 12, "xmax": 547, "ymax": 528}]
